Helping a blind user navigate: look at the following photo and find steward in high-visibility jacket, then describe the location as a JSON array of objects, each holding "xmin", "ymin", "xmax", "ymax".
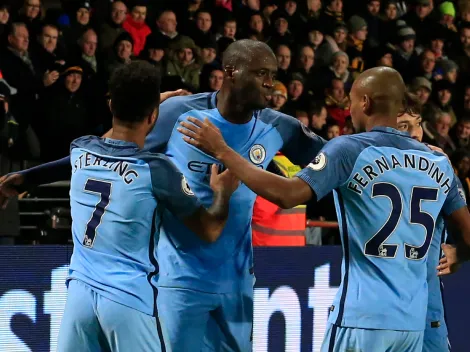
[{"xmin": 252, "ymin": 153, "xmax": 306, "ymax": 246}]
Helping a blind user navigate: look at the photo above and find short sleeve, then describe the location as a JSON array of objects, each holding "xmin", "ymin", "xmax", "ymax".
[
  {"xmin": 442, "ymin": 176, "xmax": 467, "ymax": 216},
  {"xmin": 296, "ymin": 137, "xmax": 355, "ymax": 200},
  {"xmin": 149, "ymin": 156, "xmax": 201, "ymax": 218},
  {"xmin": 258, "ymin": 111, "xmax": 327, "ymax": 166}
]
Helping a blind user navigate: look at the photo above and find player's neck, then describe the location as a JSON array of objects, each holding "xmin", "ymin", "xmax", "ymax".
[
  {"xmin": 366, "ymin": 116, "xmax": 398, "ymax": 132},
  {"xmin": 216, "ymin": 90, "xmax": 254, "ymax": 124},
  {"xmin": 109, "ymin": 125, "xmax": 146, "ymax": 149}
]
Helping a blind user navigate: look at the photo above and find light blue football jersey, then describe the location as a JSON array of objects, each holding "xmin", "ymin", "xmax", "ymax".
[
  {"xmin": 297, "ymin": 126, "xmax": 466, "ymax": 331},
  {"xmin": 68, "ymin": 136, "xmax": 200, "ymax": 316},
  {"xmin": 145, "ymin": 92, "xmax": 326, "ymax": 293}
]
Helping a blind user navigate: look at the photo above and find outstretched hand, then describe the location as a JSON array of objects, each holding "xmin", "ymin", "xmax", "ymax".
[
  {"xmin": 177, "ymin": 117, "xmax": 229, "ymax": 159},
  {"xmin": 209, "ymin": 164, "xmax": 240, "ymax": 197},
  {"xmin": 0, "ymin": 173, "xmax": 24, "ymax": 209},
  {"xmin": 437, "ymin": 244, "xmax": 461, "ymax": 276}
]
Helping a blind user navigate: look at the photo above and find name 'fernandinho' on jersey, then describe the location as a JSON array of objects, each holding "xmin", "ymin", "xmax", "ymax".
[
  {"xmin": 346, "ymin": 151, "xmax": 452, "ymax": 195},
  {"xmin": 73, "ymin": 151, "xmax": 139, "ymax": 185}
]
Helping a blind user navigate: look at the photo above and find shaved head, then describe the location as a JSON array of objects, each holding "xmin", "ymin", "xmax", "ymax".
[
  {"xmin": 354, "ymin": 67, "xmax": 406, "ymax": 115},
  {"xmin": 222, "ymin": 39, "xmax": 276, "ymax": 69},
  {"xmin": 350, "ymin": 67, "xmax": 409, "ymax": 131}
]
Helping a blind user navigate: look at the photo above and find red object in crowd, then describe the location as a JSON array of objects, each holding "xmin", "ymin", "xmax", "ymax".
[
  {"xmin": 326, "ymin": 106, "xmax": 350, "ymax": 131},
  {"xmin": 252, "ymin": 196, "xmax": 306, "ymax": 246},
  {"xmin": 122, "ymin": 14, "xmax": 152, "ymax": 57}
]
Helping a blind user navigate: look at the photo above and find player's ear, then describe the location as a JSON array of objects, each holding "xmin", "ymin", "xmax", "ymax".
[
  {"xmin": 149, "ymin": 107, "xmax": 158, "ymax": 124},
  {"xmin": 224, "ymin": 65, "xmax": 237, "ymax": 81},
  {"xmin": 363, "ymin": 94, "xmax": 372, "ymax": 115}
]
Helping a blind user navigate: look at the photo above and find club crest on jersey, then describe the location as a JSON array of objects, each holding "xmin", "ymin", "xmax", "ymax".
[
  {"xmin": 181, "ymin": 176, "xmax": 194, "ymax": 196},
  {"xmin": 249, "ymin": 144, "xmax": 266, "ymax": 165},
  {"xmin": 307, "ymin": 152, "xmax": 327, "ymax": 171}
]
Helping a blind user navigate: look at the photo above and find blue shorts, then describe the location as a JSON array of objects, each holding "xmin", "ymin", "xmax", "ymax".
[
  {"xmin": 423, "ymin": 326, "xmax": 450, "ymax": 352},
  {"xmin": 157, "ymin": 286, "xmax": 253, "ymax": 352},
  {"xmin": 321, "ymin": 323, "xmax": 423, "ymax": 352},
  {"xmin": 57, "ymin": 280, "xmax": 168, "ymax": 352}
]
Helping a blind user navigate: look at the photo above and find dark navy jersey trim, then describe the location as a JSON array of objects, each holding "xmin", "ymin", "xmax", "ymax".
[
  {"xmin": 147, "ymin": 207, "xmax": 160, "ymax": 317},
  {"xmin": 156, "ymin": 317, "xmax": 167, "ymax": 352},
  {"xmin": 335, "ymin": 190, "xmax": 350, "ymax": 326},
  {"xmin": 328, "ymin": 324, "xmax": 338, "ymax": 352}
]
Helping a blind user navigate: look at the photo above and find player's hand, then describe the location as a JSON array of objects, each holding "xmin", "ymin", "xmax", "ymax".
[
  {"xmin": 160, "ymin": 89, "xmax": 191, "ymax": 103},
  {"xmin": 178, "ymin": 117, "xmax": 230, "ymax": 159},
  {"xmin": 209, "ymin": 164, "xmax": 240, "ymax": 197},
  {"xmin": 426, "ymin": 144, "xmax": 450, "ymax": 162},
  {"xmin": 0, "ymin": 173, "xmax": 24, "ymax": 209},
  {"xmin": 437, "ymin": 244, "xmax": 461, "ymax": 276}
]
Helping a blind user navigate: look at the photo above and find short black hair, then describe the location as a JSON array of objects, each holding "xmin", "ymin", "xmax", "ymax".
[
  {"xmin": 109, "ymin": 60, "xmax": 161, "ymax": 123},
  {"xmin": 307, "ymin": 100, "xmax": 325, "ymax": 117}
]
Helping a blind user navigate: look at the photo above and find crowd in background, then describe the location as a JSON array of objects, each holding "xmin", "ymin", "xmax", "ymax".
[{"xmin": 1, "ymin": 0, "xmax": 470, "ymax": 243}]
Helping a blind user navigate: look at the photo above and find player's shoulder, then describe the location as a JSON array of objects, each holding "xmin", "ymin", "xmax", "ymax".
[
  {"xmin": 258, "ymin": 108, "xmax": 298, "ymax": 126},
  {"xmin": 160, "ymin": 92, "xmax": 213, "ymax": 113},
  {"xmin": 70, "ymin": 135, "xmax": 101, "ymax": 152},
  {"xmin": 322, "ymin": 134, "xmax": 368, "ymax": 156}
]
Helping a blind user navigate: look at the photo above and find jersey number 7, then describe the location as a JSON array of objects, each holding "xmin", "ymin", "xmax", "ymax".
[
  {"xmin": 82, "ymin": 179, "xmax": 112, "ymax": 248},
  {"xmin": 364, "ymin": 183, "xmax": 438, "ymax": 260}
]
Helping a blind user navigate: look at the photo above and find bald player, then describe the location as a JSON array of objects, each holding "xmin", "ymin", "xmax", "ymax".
[
  {"xmin": 179, "ymin": 67, "xmax": 470, "ymax": 351},
  {"xmin": 0, "ymin": 41, "xmax": 326, "ymax": 351}
]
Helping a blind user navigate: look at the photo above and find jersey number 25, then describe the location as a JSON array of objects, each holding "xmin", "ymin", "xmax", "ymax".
[{"xmin": 364, "ymin": 183, "xmax": 438, "ymax": 260}]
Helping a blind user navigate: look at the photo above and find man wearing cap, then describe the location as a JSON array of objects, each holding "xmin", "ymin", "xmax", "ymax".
[
  {"xmin": 346, "ymin": 15, "xmax": 367, "ymax": 75},
  {"xmin": 270, "ymin": 80, "xmax": 288, "ymax": 112},
  {"xmin": 166, "ymin": 36, "xmax": 201, "ymax": 92},
  {"xmin": 393, "ymin": 25, "xmax": 419, "ymax": 81},
  {"xmin": 410, "ymin": 76, "xmax": 432, "ymax": 105},
  {"xmin": 402, "ymin": 0, "xmax": 436, "ymax": 45}
]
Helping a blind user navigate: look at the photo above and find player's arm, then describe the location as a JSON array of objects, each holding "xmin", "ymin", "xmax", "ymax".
[
  {"xmin": 151, "ymin": 158, "xmax": 239, "ymax": 243},
  {"xmin": 277, "ymin": 115, "xmax": 327, "ymax": 165},
  {"xmin": 178, "ymin": 117, "xmax": 349, "ymax": 209},
  {"xmin": 439, "ymin": 177, "xmax": 470, "ymax": 273}
]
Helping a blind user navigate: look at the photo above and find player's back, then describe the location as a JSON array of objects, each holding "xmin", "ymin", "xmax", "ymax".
[
  {"xmin": 69, "ymin": 136, "xmax": 160, "ymax": 316},
  {"xmin": 325, "ymin": 127, "xmax": 456, "ymax": 331}
]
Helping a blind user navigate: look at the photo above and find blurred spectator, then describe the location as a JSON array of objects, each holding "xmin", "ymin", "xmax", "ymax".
[
  {"xmin": 416, "ymin": 49, "xmax": 437, "ymax": 81},
  {"xmin": 105, "ymin": 32, "xmax": 133, "ymax": 76},
  {"xmin": 139, "ymin": 34, "xmax": 166, "ymax": 70},
  {"xmin": 393, "ymin": 26, "xmax": 419, "ymax": 81},
  {"xmin": 60, "ymin": 1, "xmax": 92, "ymax": 54},
  {"xmin": 449, "ymin": 117, "xmax": 470, "ymax": 150},
  {"xmin": 438, "ymin": 1, "xmax": 458, "ymax": 44},
  {"xmin": 166, "ymin": 36, "xmax": 200, "ymax": 92},
  {"xmin": 318, "ymin": 0, "xmax": 344, "ymax": 36},
  {"xmin": 199, "ymin": 64, "xmax": 223, "ymax": 92},
  {"xmin": 36, "ymin": 64, "xmax": 94, "ymax": 161},
  {"xmin": 315, "ymin": 21, "xmax": 347, "ymax": 67},
  {"xmin": 283, "ymin": 72, "xmax": 307, "ymax": 116},
  {"xmin": 429, "ymin": 30, "xmax": 447, "ymax": 61},
  {"xmin": 122, "ymin": 2, "xmax": 151, "ymax": 56},
  {"xmin": 0, "ymin": 22, "xmax": 41, "ymax": 159},
  {"xmin": 362, "ymin": 0, "xmax": 381, "ymax": 48},
  {"xmin": 295, "ymin": 44, "xmax": 316, "ymax": 92},
  {"xmin": 0, "ymin": 2, "xmax": 9, "ymax": 36},
  {"xmin": 198, "ymin": 37, "xmax": 217, "ymax": 66},
  {"xmin": 439, "ymin": 59, "xmax": 458, "ymax": 83},
  {"xmin": 31, "ymin": 24, "xmax": 64, "ymax": 79},
  {"xmin": 16, "ymin": 0, "xmax": 43, "ymax": 38},
  {"xmin": 379, "ymin": 0, "xmax": 399, "ymax": 44},
  {"xmin": 426, "ymin": 79, "xmax": 457, "ymax": 126},
  {"xmin": 342, "ymin": 116, "xmax": 355, "ymax": 135},
  {"xmin": 246, "ymin": 12, "xmax": 266, "ymax": 41},
  {"xmin": 275, "ymin": 44, "xmax": 292, "ymax": 84},
  {"xmin": 218, "ymin": 17, "xmax": 237, "ymax": 41},
  {"xmin": 267, "ymin": 10, "xmax": 294, "ymax": 49},
  {"xmin": 410, "ymin": 76, "xmax": 432, "ymax": 106},
  {"xmin": 402, "ymin": 0, "xmax": 435, "ymax": 46},
  {"xmin": 450, "ymin": 149, "xmax": 470, "ymax": 201},
  {"xmin": 346, "ymin": 15, "xmax": 367, "ymax": 75},
  {"xmin": 326, "ymin": 120, "xmax": 340, "ymax": 139},
  {"xmin": 269, "ymin": 80, "xmax": 288, "ymax": 112},
  {"xmin": 98, "ymin": 0, "xmax": 127, "ymax": 54},
  {"xmin": 0, "ymin": 75, "xmax": 19, "ymax": 153},
  {"xmin": 422, "ymin": 110, "xmax": 456, "ymax": 155},
  {"xmin": 304, "ymin": 21, "xmax": 324, "ymax": 51},
  {"xmin": 451, "ymin": 23, "xmax": 470, "ymax": 77},
  {"xmin": 190, "ymin": 10, "xmax": 216, "ymax": 48},
  {"xmin": 307, "ymin": 100, "xmax": 327, "ymax": 136},
  {"xmin": 154, "ymin": 10, "xmax": 180, "ymax": 46},
  {"xmin": 316, "ymin": 51, "xmax": 353, "ymax": 94},
  {"xmin": 324, "ymin": 78, "xmax": 350, "ymax": 130}
]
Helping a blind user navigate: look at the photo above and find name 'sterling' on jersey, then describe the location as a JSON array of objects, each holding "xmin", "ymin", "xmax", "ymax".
[
  {"xmin": 348, "ymin": 153, "xmax": 452, "ymax": 195},
  {"xmin": 73, "ymin": 152, "xmax": 139, "ymax": 185}
]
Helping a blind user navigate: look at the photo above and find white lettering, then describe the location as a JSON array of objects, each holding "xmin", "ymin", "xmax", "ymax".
[{"xmin": 253, "ymin": 286, "xmax": 301, "ymax": 352}]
